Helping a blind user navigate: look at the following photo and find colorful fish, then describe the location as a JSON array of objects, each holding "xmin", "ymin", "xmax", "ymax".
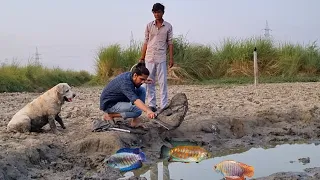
[
  {"xmin": 165, "ymin": 145, "xmax": 211, "ymax": 163},
  {"xmin": 104, "ymin": 147, "xmax": 146, "ymax": 172},
  {"xmin": 214, "ymin": 160, "xmax": 254, "ymax": 180}
]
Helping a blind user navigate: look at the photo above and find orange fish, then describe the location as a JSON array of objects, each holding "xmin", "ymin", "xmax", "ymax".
[
  {"xmin": 214, "ymin": 160, "xmax": 254, "ymax": 180},
  {"xmin": 167, "ymin": 145, "xmax": 211, "ymax": 163}
]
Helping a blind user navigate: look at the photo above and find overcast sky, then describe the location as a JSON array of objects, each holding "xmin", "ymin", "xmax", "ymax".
[{"xmin": 1, "ymin": 0, "xmax": 319, "ymax": 74}]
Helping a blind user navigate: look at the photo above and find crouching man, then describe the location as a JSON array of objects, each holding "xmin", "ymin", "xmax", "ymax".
[{"xmin": 99, "ymin": 62, "xmax": 156, "ymax": 128}]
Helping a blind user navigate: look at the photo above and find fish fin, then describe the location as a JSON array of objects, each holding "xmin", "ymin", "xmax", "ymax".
[
  {"xmin": 119, "ymin": 161, "xmax": 143, "ymax": 172},
  {"xmin": 116, "ymin": 147, "xmax": 141, "ymax": 154},
  {"xmin": 168, "ymin": 159, "xmax": 184, "ymax": 163},
  {"xmin": 139, "ymin": 151, "xmax": 146, "ymax": 162},
  {"xmin": 225, "ymin": 176, "xmax": 244, "ymax": 180},
  {"xmin": 238, "ymin": 162, "xmax": 254, "ymax": 177}
]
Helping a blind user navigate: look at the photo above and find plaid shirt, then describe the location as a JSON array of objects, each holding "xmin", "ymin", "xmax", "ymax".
[
  {"xmin": 100, "ymin": 72, "xmax": 139, "ymax": 111},
  {"xmin": 144, "ymin": 20, "xmax": 173, "ymax": 63}
]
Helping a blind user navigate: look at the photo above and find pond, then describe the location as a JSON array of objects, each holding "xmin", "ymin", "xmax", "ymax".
[{"xmin": 122, "ymin": 143, "xmax": 320, "ymax": 180}]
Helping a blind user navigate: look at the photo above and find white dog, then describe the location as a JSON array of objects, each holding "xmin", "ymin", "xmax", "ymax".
[{"xmin": 7, "ymin": 83, "xmax": 76, "ymax": 134}]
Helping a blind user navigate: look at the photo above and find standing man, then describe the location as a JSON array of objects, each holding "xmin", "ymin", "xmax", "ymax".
[{"xmin": 139, "ymin": 3, "xmax": 174, "ymax": 112}]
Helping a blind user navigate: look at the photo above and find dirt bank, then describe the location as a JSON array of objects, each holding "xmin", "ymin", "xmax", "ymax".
[{"xmin": 1, "ymin": 82, "xmax": 320, "ymax": 179}]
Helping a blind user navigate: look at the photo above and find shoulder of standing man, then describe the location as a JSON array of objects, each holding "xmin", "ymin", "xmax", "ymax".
[
  {"xmin": 146, "ymin": 20, "xmax": 154, "ymax": 28},
  {"xmin": 163, "ymin": 20, "xmax": 172, "ymax": 26},
  {"xmin": 163, "ymin": 20, "xmax": 173, "ymax": 33},
  {"xmin": 163, "ymin": 20, "xmax": 173, "ymax": 45}
]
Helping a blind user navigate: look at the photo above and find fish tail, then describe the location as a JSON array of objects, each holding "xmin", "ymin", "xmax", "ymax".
[
  {"xmin": 160, "ymin": 145, "xmax": 170, "ymax": 159},
  {"xmin": 239, "ymin": 162, "xmax": 254, "ymax": 177},
  {"xmin": 244, "ymin": 165, "xmax": 254, "ymax": 177}
]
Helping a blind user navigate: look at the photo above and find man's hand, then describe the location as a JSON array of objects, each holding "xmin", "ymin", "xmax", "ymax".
[
  {"xmin": 146, "ymin": 110, "xmax": 156, "ymax": 119},
  {"xmin": 139, "ymin": 57, "xmax": 145, "ymax": 63},
  {"xmin": 145, "ymin": 78, "xmax": 154, "ymax": 84},
  {"xmin": 169, "ymin": 58, "xmax": 174, "ymax": 68}
]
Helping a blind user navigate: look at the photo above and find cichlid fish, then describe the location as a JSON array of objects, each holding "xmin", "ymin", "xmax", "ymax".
[
  {"xmin": 214, "ymin": 160, "xmax": 254, "ymax": 180},
  {"xmin": 104, "ymin": 147, "xmax": 146, "ymax": 172},
  {"xmin": 166, "ymin": 145, "xmax": 211, "ymax": 163}
]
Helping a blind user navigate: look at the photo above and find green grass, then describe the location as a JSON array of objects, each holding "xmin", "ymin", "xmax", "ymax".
[
  {"xmin": 2, "ymin": 35, "xmax": 320, "ymax": 93},
  {"xmin": 94, "ymin": 40, "xmax": 142, "ymax": 84},
  {"xmin": 0, "ymin": 60, "xmax": 93, "ymax": 92},
  {"xmin": 94, "ymin": 36, "xmax": 320, "ymax": 85}
]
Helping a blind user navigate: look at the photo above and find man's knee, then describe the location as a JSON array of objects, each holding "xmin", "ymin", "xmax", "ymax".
[
  {"xmin": 137, "ymin": 86, "xmax": 146, "ymax": 95},
  {"xmin": 137, "ymin": 86, "xmax": 146, "ymax": 102},
  {"xmin": 133, "ymin": 110, "xmax": 142, "ymax": 118}
]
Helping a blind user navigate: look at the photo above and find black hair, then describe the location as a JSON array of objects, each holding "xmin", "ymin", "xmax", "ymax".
[
  {"xmin": 152, "ymin": 3, "xmax": 165, "ymax": 13},
  {"xmin": 132, "ymin": 62, "xmax": 149, "ymax": 76}
]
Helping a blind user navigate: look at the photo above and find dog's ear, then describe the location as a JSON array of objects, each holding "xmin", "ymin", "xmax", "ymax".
[{"xmin": 56, "ymin": 83, "xmax": 65, "ymax": 95}]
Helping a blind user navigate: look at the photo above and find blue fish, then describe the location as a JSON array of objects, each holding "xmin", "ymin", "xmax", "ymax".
[{"xmin": 104, "ymin": 148, "xmax": 146, "ymax": 172}]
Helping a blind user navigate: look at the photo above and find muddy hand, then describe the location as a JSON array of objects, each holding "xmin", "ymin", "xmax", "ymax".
[{"xmin": 147, "ymin": 110, "xmax": 156, "ymax": 119}]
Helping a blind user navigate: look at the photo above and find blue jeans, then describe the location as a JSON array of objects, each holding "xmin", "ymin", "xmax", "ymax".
[{"xmin": 104, "ymin": 86, "xmax": 146, "ymax": 119}]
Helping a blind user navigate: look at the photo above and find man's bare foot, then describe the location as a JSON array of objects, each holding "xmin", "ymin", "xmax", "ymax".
[
  {"xmin": 129, "ymin": 118, "xmax": 147, "ymax": 129},
  {"xmin": 103, "ymin": 113, "xmax": 115, "ymax": 123},
  {"xmin": 103, "ymin": 113, "xmax": 113, "ymax": 120}
]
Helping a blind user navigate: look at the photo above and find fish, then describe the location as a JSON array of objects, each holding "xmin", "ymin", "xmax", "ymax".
[
  {"xmin": 214, "ymin": 160, "xmax": 254, "ymax": 180},
  {"xmin": 163, "ymin": 145, "xmax": 211, "ymax": 163},
  {"xmin": 104, "ymin": 147, "xmax": 146, "ymax": 172}
]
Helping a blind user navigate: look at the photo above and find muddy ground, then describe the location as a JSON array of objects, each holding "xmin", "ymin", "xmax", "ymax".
[{"xmin": 2, "ymin": 82, "xmax": 320, "ymax": 179}]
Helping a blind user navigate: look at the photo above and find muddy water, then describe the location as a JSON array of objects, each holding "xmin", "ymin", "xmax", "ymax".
[{"xmin": 125, "ymin": 143, "xmax": 320, "ymax": 180}]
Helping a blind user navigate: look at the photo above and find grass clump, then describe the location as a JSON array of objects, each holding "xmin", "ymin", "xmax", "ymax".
[
  {"xmin": 94, "ymin": 36, "xmax": 320, "ymax": 85},
  {"xmin": 94, "ymin": 41, "xmax": 141, "ymax": 84},
  {"xmin": 0, "ymin": 60, "xmax": 93, "ymax": 92}
]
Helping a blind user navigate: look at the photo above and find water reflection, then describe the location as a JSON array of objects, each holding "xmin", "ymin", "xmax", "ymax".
[
  {"xmin": 123, "ymin": 143, "xmax": 320, "ymax": 180},
  {"xmin": 121, "ymin": 160, "xmax": 170, "ymax": 180}
]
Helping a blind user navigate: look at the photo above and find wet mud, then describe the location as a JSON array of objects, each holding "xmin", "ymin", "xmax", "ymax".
[{"xmin": 1, "ymin": 82, "xmax": 320, "ymax": 179}]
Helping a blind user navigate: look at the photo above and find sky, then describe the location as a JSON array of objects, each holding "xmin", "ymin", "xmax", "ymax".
[{"xmin": 1, "ymin": 0, "xmax": 319, "ymax": 74}]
